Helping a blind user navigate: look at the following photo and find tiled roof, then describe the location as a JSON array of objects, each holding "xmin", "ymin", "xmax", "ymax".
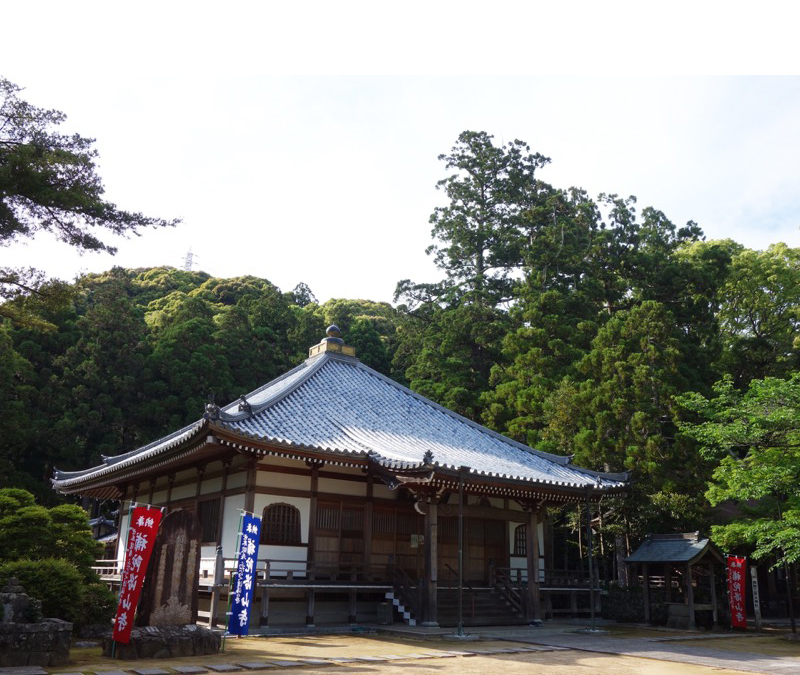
[
  {"xmin": 53, "ymin": 350, "xmax": 627, "ymax": 493},
  {"xmin": 625, "ymin": 533, "xmax": 719, "ymax": 564},
  {"xmin": 216, "ymin": 352, "xmax": 626, "ymax": 490}
]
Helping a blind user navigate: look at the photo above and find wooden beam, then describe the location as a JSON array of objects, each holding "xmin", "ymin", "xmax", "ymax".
[
  {"xmin": 422, "ymin": 499, "xmax": 439, "ymax": 626},
  {"xmin": 686, "ymin": 563, "xmax": 696, "ymax": 629},
  {"xmin": 307, "ymin": 461, "xmax": 320, "ymax": 562},
  {"xmin": 524, "ymin": 503, "xmax": 542, "ymax": 624}
]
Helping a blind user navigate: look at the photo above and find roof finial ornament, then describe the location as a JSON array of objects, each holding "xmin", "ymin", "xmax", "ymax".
[
  {"xmin": 237, "ymin": 394, "xmax": 252, "ymax": 416},
  {"xmin": 422, "ymin": 450, "xmax": 434, "ymax": 467},
  {"xmin": 322, "ymin": 324, "xmax": 344, "ymax": 346},
  {"xmin": 204, "ymin": 394, "xmax": 220, "ymax": 421}
]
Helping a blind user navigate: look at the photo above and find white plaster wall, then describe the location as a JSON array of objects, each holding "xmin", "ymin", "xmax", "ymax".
[
  {"xmin": 221, "ymin": 493, "xmax": 245, "ymax": 557},
  {"xmin": 258, "ymin": 472, "xmax": 309, "ymax": 491},
  {"xmin": 318, "ymin": 477, "xmax": 365, "ymax": 497},
  {"xmin": 115, "ymin": 506, "xmax": 131, "ymax": 564},
  {"xmin": 508, "ymin": 520, "xmax": 545, "ymax": 582},
  {"xmin": 151, "ymin": 489, "xmax": 169, "ymax": 505},
  {"xmin": 227, "ymin": 471, "xmax": 246, "ymax": 489},
  {"xmin": 260, "ymin": 546, "xmax": 308, "ymax": 573},
  {"xmin": 372, "ymin": 483, "xmax": 399, "ymax": 501},
  {"xmin": 202, "ymin": 476, "xmax": 223, "ymax": 494},
  {"xmin": 171, "ymin": 483, "xmax": 196, "ymax": 501}
]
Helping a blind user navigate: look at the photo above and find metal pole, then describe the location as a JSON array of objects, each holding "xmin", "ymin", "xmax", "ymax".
[
  {"xmin": 457, "ymin": 469, "xmax": 465, "ymax": 637},
  {"xmin": 777, "ymin": 498, "xmax": 797, "ymax": 634},
  {"xmin": 585, "ymin": 490, "xmax": 596, "ymax": 630}
]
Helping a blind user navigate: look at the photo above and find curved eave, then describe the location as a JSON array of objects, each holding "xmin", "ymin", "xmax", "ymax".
[
  {"xmin": 211, "ymin": 425, "xmax": 627, "ymax": 497},
  {"xmin": 51, "ymin": 420, "xmax": 213, "ymax": 498}
]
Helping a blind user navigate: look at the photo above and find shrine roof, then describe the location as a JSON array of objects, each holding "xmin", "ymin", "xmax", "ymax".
[
  {"xmin": 52, "ymin": 346, "xmax": 628, "ymax": 496},
  {"xmin": 625, "ymin": 533, "xmax": 723, "ymax": 565}
]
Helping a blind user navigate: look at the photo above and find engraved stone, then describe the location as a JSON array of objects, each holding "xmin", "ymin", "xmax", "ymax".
[{"xmin": 136, "ymin": 509, "xmax": 202, "ymax": 627}]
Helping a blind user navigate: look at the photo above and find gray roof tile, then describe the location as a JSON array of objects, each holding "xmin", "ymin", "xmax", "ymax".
[{"xmin": 53, "ymin": 352, "xmax": 626, "ymax": 492}]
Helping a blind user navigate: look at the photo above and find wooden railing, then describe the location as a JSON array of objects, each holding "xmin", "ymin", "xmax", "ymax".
[
  {"xmin": 442, "ymin": 563, "xmax": 477, "ymax": 618},
  {"xmin": 91, "ymin": 559, "xmax": 123, "ymax": 580},
  {"xmin": 389, "ymin": 564, "xmax": 422, "ymax": 619},
  {"xmin": 493, "ymin": 567, "xmax": 525, "ymax": 615},
  {"xmin": 492, "ymin": 566, "xmax": 602, "ymax": 589}
]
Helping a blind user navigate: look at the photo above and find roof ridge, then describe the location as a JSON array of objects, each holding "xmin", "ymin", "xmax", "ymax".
[
  {"xmin": 346, "ymin": 360, "xmax": 630, "ymax": 484},
  {"xmin": 218, "ymin": 353, "xmax": 331, "ymax": 422}
]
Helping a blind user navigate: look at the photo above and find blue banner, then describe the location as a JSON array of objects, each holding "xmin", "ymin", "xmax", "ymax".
[{"xmin": 227, "ymin": 513, "xmax": 261, "ymax": 635}]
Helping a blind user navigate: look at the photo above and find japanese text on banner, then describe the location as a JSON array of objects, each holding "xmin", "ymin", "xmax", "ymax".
[
  {"xmin": 112, "ymin": 506, "xmax": 162, "ymax": 643},
  {"xmin": 727, "ymin": 555, "xmax": 747, "ymax": 629},
  {"xmin": 227, "ymin": 514, "xmax": 261, "ymax": 635}
]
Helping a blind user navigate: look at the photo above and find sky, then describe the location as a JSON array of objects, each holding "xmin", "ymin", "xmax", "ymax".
[{"xmin": 2, "ymin": 1, "xmax": 799, "ymax": 304}]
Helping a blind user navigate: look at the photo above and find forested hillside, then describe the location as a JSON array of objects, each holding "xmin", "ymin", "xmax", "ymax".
[{"xmin": 2, "ymin": 130, "xmax": 798, "ymax": 571}]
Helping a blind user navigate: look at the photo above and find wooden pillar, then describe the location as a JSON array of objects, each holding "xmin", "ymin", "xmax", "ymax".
[
  {"xmin": 686, "ymin": 563, "xmax": 696, "ymax": 629},
  {"xmin": 363, "ymin": 477, "xmax": 373, "ymax": 573},
  {"xmin": 349, "ymin": 589, "xmax": 358, "ymax": 625},
  {"xmin": 307, "ymin": 461, "xmax": 320, "ymax": 562},
  {"xmin": 217, "ymin": 459, "xmax": 231, "ymax": 548},
  {"xmin": 422, "ymin": 498, "xmax": 439, "ymax": 626},
  {"xmin": 260, "ymin": 585, "xmax": 270, "ymax": 626},
  {"xmin": 306, "ymin": 589, "xmax": 316, "ymax": 626},
  {"xmin": 166, "ymin": 473, "xmax": 176, "ymax": 512},
  {"xmin": 244, "ymin": 458, "xmax": 257, "ymax": 514},
  {"xmin": 148, "ymin": 477, "xmax": 157, "ymax": 504},
  {"xmin": 665, "ymin": 565, "xmax": 673, "ymax": 603},
  {"xmin": 525, "ymin": 503, "xmax": 542, "ymax": 624},
  {"xmin": 194, "ymin": 464, "xmax": 206, "ymax": 512},
  {"xmin": 709, "ymin": 562, "xmax": 718, "ymax": 627},
  {"xmin": 209, "ymin": 545, "xmax": 225, "ymax": 628},
  {"xmin": 642, "ymin": 563, "xmax": 651, "ymax": 624}
]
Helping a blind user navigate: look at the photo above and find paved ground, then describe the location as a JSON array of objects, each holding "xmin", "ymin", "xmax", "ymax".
[
  {"xmin": 3, "ymin": 622, "xmax": 800, "ymax": 675},
  {"xmin": 521, "ymin": 630, "xmax": 800, "ymax": 674}
]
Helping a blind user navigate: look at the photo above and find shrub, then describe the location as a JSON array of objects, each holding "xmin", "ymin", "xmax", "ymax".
[
  {"xmin": 80, "ymin": 581, "xmax": 117, "ymax": 627},
  {"xmin": 0, "ymin": 558, "xmax": 83, "ymax": 623}
]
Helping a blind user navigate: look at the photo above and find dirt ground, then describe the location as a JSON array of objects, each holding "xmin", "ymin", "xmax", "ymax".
[{"xmin": 59, "ymin": 634, "xmax": 752, "ymax": 675}]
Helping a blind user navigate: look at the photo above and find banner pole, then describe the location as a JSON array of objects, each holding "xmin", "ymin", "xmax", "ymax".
[
  {"xmin": 222, "ymin": 510, "xmax": 244, "ymax": 653},
  {"xmin": 111, "ymin": 501, "xmax": 136, "ymax": 659}
]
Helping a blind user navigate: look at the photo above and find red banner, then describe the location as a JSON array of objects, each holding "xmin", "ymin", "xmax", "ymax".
[
  {"xmin": 727, "ymin": 555, "xmax": 747, "ymax": 629},
  {"xmin": 112, "ymin": 505, "xmax": 162, "ymax": 643}
]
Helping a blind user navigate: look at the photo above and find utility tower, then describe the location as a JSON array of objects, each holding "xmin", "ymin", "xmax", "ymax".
[{"xmin": 183, "ymin": 247, "xmax": 198, "ymax": 271}]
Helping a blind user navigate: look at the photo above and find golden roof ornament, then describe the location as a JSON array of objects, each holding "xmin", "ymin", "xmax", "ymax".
[{"xmin": 308, "ymin": 324, "xmax": 356, "ymax": 358}]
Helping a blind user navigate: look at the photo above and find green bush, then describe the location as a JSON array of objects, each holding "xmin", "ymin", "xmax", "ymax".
[
  {"xmin": 0, "ymin": 558, "xmax": 83, "ymax": 623},
  {"xmin": 0, "ymin": 560, "xmax": 116, "ymax": 628},
  {"xmin": 80, "ymin": 581, "xmax": 117, "ymax": 627}
]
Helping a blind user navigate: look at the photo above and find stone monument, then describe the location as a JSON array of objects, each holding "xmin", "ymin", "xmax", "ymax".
[
  {"xmin": 136, "ymin": 509, "xmax": 202, "ymax": 626},
  {"xmin": 0, "ymin": 578, "xmax": 72, "ymax": 667}
]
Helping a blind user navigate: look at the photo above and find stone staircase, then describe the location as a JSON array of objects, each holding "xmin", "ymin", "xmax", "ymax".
[
  {"xmin": 384, "ymin": 590, "xmax": 417, "ymax": 626},
  {"xmin": 385, "ymin": 587, "xmax": 526, "ymax": 627}
]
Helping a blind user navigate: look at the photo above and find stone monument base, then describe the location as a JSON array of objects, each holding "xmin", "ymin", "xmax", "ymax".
[
  {"xmin": 103, "ymin": 625, "xmax": 220, "ymax": 659},
  {"xmin": 0, "ymin": 618, "xmax": 73, "ymax": 667}
]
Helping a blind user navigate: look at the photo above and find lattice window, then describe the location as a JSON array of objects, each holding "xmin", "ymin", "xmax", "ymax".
[
  {"xmin": 262, "ymin": 503, "xmax": 302, "ymax": 545},
  {"xmin": 197, "ymin": 499, "xmax": 220, "ymax": 543},
  {"xmin": 372, "ymin": 509, "xmax": 395, "ymax": 536},
  {"xmin": 316, "ymin": 503, "xmax": 339, "ymax": 531},
  {"xmin": 341, "ymin": 506, "xmax": 364, "ymax": 533},
  {"xmin": 397, "ymin": 512, "xmax": 419, "ymax": 535},
  {"xmin": 513, "ymin": 524, "xmax": 526, "ymax": 556}
]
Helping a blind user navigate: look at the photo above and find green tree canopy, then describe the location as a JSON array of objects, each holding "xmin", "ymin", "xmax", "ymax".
[
  {"xmin": 0, "ymin": 77, "xmax": 178, "ymax": 327},
  {"xmin": 679, "ymin": 373, "xmax": 800, "ymax": 566}
]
